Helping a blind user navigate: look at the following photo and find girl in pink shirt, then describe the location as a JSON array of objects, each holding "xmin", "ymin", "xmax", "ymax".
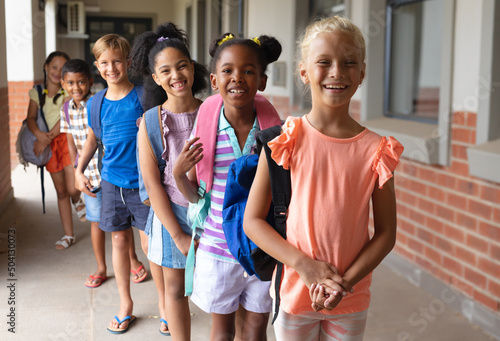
[{"xmin": 244, "ymin": 16, "xmax": 404, "ymax": 340}]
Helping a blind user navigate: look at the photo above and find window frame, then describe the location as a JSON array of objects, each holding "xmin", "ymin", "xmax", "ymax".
[
  {"xmin": 361, "ymin": 0, "xmax": 455, "ymax": 166},
  {"xmin": 384, "ymin": 0, "xmax": 441, "ymax": 124}
]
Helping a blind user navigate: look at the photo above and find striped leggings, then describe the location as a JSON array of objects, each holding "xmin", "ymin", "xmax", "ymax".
[{"xmin": 274, "ymin": 308, "xmax": 368, "ymax": 341}]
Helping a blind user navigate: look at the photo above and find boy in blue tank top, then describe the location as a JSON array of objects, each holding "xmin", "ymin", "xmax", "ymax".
[{"xmin": 75, "ymin": 34, "xmax": 149, "ymax": 334}]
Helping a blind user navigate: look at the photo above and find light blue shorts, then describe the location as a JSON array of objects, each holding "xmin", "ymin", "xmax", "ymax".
[
  {"xmin": 147, "ymin": 201, "xmax": 190, "ymax": 268},
  {"xmin": 191, "ymin": 251, "xmax": 272, "ymax": 315},
  {"xmin": 84, "ymin": 190, "xmax": 102, "ymax": 222}
]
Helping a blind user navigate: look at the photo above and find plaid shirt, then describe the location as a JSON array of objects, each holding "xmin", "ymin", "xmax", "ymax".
[{"xmin": 60, "ymin": 96, "xmax": 101, "ymax": 187}]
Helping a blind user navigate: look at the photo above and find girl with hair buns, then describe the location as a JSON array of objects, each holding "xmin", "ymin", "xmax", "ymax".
[
  {"xmin": 173, "ymin": 33, "xmax": 282, "ymax": 339},
  {"xmin": 244, "ymin": 16, "xmax": 404, "ymax": 340},
  {"xmin": 131, "ymin": 22, "xmax": 208, "ymax": 339}
]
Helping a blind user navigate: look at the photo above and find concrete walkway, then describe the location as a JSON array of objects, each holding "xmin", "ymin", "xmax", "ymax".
[{"xmin": 0, "ymin": 164, "xmax": 496, "ymax": 340}]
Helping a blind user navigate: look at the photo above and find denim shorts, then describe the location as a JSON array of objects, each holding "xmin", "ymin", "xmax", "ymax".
[
  {"xmin": 99, "ymin": 179, "xmax": 149, "ymax": 232},
  {"xmin": 84, "ymin": 190, "xmax": 102, "ymax": 222},
  {"xmin": 147, "ymin": 201, "xmax": 191, "ymax": 268},
  {"xmin": 190, "ymin": 251, "xmax": 273, "ymax": 314}
]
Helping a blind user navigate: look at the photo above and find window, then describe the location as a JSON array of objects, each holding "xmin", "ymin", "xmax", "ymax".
[
  {"xmin": 361, "ymin": 0, "xmax": 454, "ymax": 165},
  {"xmin": 309, "ymin": 0, "xmax": 346, "ymax": 20},
  {"xmin": 385, "ymin": 0, "xmax": 443, "ymax": 123}
]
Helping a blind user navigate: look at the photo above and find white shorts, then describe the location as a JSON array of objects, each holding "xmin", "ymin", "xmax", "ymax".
[{"xmin": 190, "ymin": 250, "xmax": 272, "ymax": 314}]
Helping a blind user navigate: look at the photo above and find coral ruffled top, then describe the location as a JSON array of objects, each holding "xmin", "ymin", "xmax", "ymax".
[{"xmin": 268, "ymin": 115, "xmax": 404, "ymax": 315}]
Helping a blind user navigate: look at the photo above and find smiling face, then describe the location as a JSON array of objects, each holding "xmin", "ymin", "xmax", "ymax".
[
  {"xmin": 300, "ymin": 31, "xmax": 365, "ymax": 113},
  {"xmin": 45, "ymin": 56, "xmax": 68, "ymax": 86},
  {"xmin": 62, "ymin": 72, "xmax": 92, "ymax": 105},
  {"xmin": 152, "ymin": 47, "xmax": 194, "ymax": 100},
  {"xmin": 94, "ymin": 48, "xmax": 130, "ymax": 86},
  {"xmin": 210, "ymin": 44, "xmax": 267, "ymax": 114}
]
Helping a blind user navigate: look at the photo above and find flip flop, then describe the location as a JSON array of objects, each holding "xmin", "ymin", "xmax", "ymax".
[
  {"xmin": 84, "ymin": 275, "xmax": 108, "ymax": 288},
  {"xmin": 159, "ymin": 318, "xmax": 171, "ymax": 336},
  {"xmin": 131, "ymin": 264, "xmax": 148, "ymax": 283},
  {"xmin": 107, "ymin": 315, "xmax": 136, "ymax": 334}
]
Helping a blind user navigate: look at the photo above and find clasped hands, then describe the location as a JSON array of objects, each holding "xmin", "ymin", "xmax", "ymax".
[
  {"xmin": 297, "ymin": 257, "xmax": 353, "ymax": 312},
  {"xmin": 33, "ymin": 131, "xmax": 56, "ymax": 156}
]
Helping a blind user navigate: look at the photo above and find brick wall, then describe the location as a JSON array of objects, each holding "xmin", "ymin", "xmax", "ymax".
[
  {"xmin": 0, "ymin": 86, "xmax": 12, "ymax": 214},
  {"xmin": 350, "ymin": 99, "xmax": 500, "ymax": 314},
  {"xmin": 394, "ymin": 110, "xmax": 500, "ymax": 313},
  {"xmin": 8, "ymin": 81, "xmax": 35, "ymax": 168}
]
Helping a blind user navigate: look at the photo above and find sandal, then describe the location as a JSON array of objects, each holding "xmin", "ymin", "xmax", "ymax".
[
  {"xmin": 131, "ymin": 264, "xmax": 148, "ymax": 283},
  {"xmin": 107, "ymin": 315, "xmax": 136, "ymax": 334},
  {"xmin": 84, "ymin": 275, "xmax": 108, "ymax": 288},
  {"xmin": 55, "ymin": 235, "xmax": 75, "ymax": 250},
  {"xmin": 73, "ymin": 196, "xmax": 87, "ymax": 222},
  {"xmin": 159, "ymin": 318, "xmax": 170, "ymax": 336}
]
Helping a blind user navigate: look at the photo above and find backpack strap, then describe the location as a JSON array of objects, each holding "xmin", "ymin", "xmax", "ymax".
[
  {"xmin": 35, "ymin": 84, "xmax": 50, "ymax": 214},
  {"xmin": 35, "ymin": 85, "xmax": 49, "ymax": 131},
  {"xmin": 62, "ymin": 100, "xmax": 78, "ymax": 167},
  {"xmin": 90, "ymin": 88, "xmax": 107, "ymax": 172},
  {"xmin": 135, "ymin": 85, "xmax": 145, "ymax": 110},
  {"xmin": 258, "ymin": 125, "xmax": 291, "ymax": 324},
  {"xmin": 143, "ymin": 105, "xmax": 166, "ymax": 173},
  {"xmin": 194, "ymin": 94, "xmax": 224, "ymax": 195},
  {"xmin": 63, "ymin": 100, "xmax": 70, "ymax": 125}
]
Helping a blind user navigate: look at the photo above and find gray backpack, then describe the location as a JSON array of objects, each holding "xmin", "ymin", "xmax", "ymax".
[
  {"xmin": 16, "ymin": 85, "xmax": 52, "ymax": 167},
  {"xmin": 15, "ymin": 85, "xmax": 52, "ymax": 213}
]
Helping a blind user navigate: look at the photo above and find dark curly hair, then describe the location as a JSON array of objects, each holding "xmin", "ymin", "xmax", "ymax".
[
  {"xmin": 130, "ymin": 22, "xmax": 209, "ymax": 110},
  {"xmin": 208, "ymin": 33, "xmax": 282, "ymax": 75}
]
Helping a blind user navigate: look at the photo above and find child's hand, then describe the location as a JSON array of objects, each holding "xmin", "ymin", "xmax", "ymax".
[
  {"xmin": 33, "ymin": 133, "xmax": 52, "ymax": 155},
  {"xmin": 33, "ymin": 139, "xmax": 50, "ymax": 156},
  {"xmin": 173, "ymin": 137, "xmax": 203, "ymax": 179},
  {"xmin": 296, "ymin": 258, "xmax": 353, "ymax": 297},
  {"xmin": 47, "ymin": 131, "xmax": 57, "ymax": 141},
  {"xmin": 310, "ymin": 283, "xmax": 343, "ymax": 311},
  {"xmin": 172, "ymin": 231, "xmax": 194, "ymax": 257},
  {"xmin": 75, "ymin": 171, "xmax": 96, "ymax": 198}
]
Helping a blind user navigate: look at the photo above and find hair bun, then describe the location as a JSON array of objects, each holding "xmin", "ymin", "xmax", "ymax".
[
  {"xmin": 257, "ymin": 35, "xmax": 282, "ymax": 64},
  {"xmin": 156, "ymin": 22, "xmax": 189, "ymax": 46}
]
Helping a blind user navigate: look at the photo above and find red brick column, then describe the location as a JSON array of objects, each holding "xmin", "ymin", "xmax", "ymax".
[
  {"xmin": 0, "ymin": 85, "xmax": 13, "ymax": 214},
  {"xmin": 8, "ymin": 81, "xmax": 35, "ymax": 168}
]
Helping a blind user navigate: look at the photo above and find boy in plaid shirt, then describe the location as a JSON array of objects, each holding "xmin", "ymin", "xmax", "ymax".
[{"xmin": 60, "ymin": 59, "xmax": 144, "ymax": 289}]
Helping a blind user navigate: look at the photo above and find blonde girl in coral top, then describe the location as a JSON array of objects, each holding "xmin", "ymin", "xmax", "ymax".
[{"xmin": 244, "ymin": 16, "xmax": 404, "ymax": 340}]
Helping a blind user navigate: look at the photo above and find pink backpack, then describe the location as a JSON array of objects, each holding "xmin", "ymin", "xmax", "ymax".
[{"xmin": 194, "ymin": 93, "xmax": 282, "ymax": 193}]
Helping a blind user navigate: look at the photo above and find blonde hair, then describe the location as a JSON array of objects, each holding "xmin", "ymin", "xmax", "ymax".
[
  {"xmin": 92, "ymin": 34, "xmax": 131, "ymax": 60},
  {"xmin": 299, "ymin": 16, "xmax": 366, "ymax": 64}
]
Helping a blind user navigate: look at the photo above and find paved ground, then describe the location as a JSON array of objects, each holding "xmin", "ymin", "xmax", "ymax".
[{"xmin": 0, "ymin": 164, "xmax": 496, "ymax": 340}]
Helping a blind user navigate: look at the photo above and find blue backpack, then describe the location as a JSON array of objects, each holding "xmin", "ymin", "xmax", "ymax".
[
  {"xmin": 136, "ymin": 105, "xmax": 167, "ymax": 205},
  {"xmin": 222, "ymin": 125, "xmax": 290, "ymax": 322}
]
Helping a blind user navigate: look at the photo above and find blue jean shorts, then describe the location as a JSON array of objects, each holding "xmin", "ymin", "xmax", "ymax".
[
  {"xmin": 147, "ymin": 201, "xmax": 191, "ymax": 268},
  {"xmin": 99, "ymin": 179, "xmax": 149, "ymax": 232},
  {"xmin": 84, "ymin": 190, "xmax": 102, "ymax": 222}
]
